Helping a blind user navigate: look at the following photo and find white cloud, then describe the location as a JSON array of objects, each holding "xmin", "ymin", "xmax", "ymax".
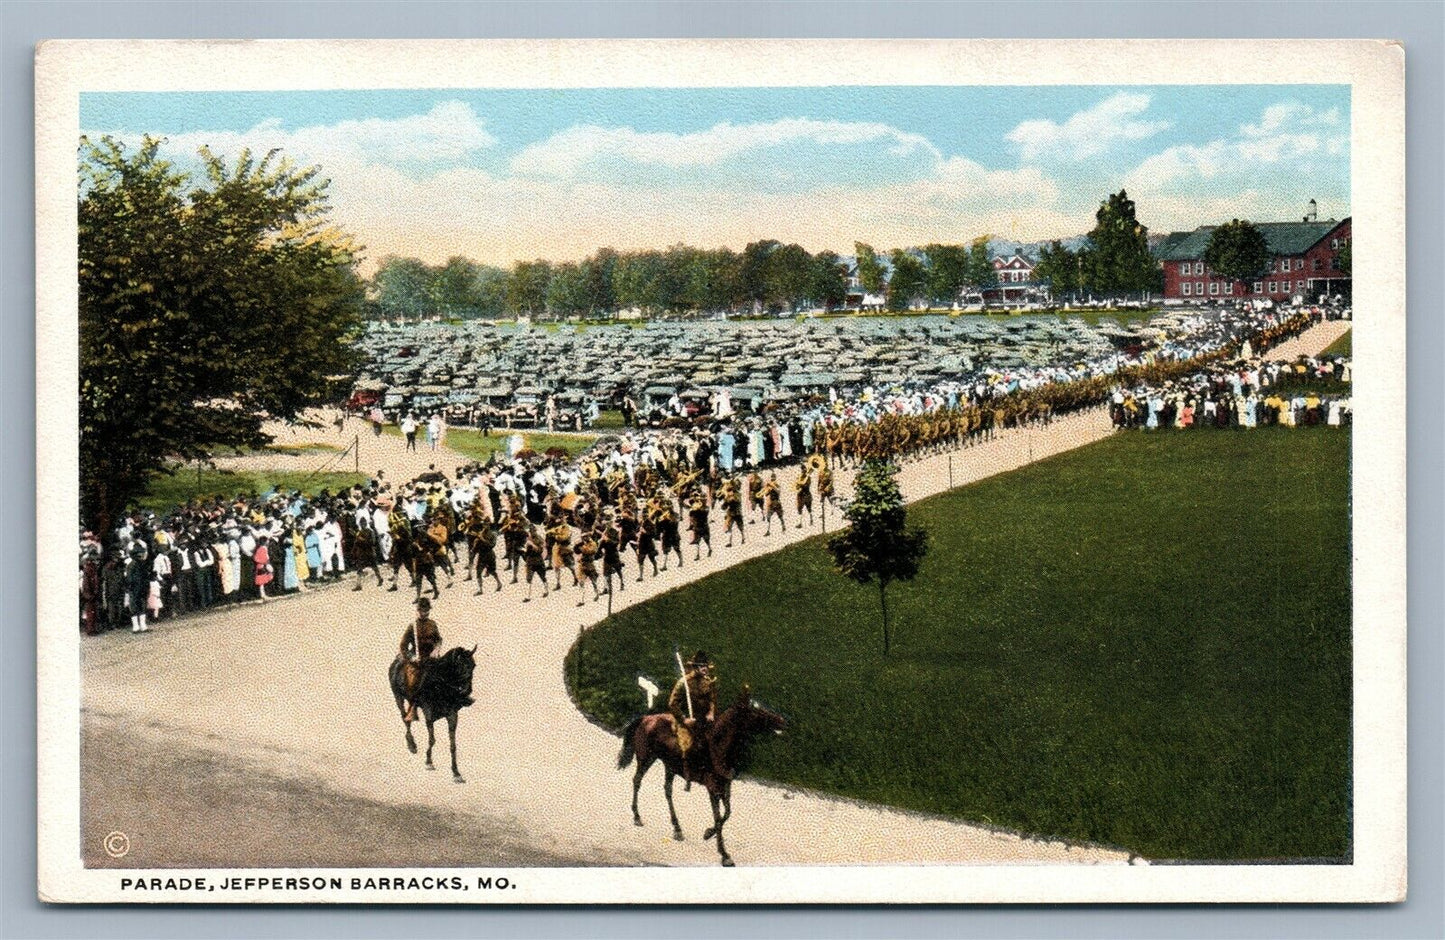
[
  {"xmin": 136, "ymin": 101, "xmax": 496, "ymax": 169},
  {"xmin": 1006, "ymin": 92, "xmax": 1171, "ymax": 162},
  {"xmin": 88, "ymin": 107, "xmax": 1082, "ymax": 271},
  {"xmin": 1125, "ymin": 100, "xmax": 1347, "ymax": 192},
  {"xmin": 509, "ymin": 118, "xmax": 941, "ymax": 178},
  {"xmin": 1122, "ymin": 101, "xmax": 1348, "ymax": 232}
]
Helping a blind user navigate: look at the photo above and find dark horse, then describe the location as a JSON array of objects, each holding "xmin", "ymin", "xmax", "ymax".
[
  {"xmin": 388, "ymin": 645, "xmax": 477, "ymax": 782},
  {"xmin": 616, "ymin": 686, "xmax": 785, "ymax": 866}
]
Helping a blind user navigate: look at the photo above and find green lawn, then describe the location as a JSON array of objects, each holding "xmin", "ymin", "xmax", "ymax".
[
  {"xmin": 568, "ymin": 429, "xmax": 1351, "ymax": 861},
  {"xmin": 137, "ymin": 468, "xmax": 368, "ymax": 513},
  {"xmin": 383, "ymin": 425, "xmax": 597, "ymax": 462},
  {"xmin": 1322, "ymin": 329, "xmax": 1352, "ymax": 357}
]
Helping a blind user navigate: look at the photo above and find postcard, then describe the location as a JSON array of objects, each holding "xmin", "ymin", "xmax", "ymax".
[{"xmin": 36, "ymin": 38, "xmax": 1406, "ymax": 903}]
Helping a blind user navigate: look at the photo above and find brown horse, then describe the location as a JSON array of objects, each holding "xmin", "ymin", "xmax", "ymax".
[
  {"xmin": 616, "ymin": 686, "xmax": 785, "ymax": 866},
  {"xmin": 388, "ymin": 645, "xmax": 477, "ymax": 782}
]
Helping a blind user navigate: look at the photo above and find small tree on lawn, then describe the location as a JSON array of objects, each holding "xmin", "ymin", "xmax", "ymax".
[{"xmin": 826, "ymin": 459, "xmax": 929, "ymax": 658}]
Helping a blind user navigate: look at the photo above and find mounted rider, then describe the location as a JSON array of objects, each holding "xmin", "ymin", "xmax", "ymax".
[
  {"xmin": 669, "ymin": 650, "xmax": 724, "ymax": 779},
  {"xmin": 399, "ymin": 596, "xmax": 442, "ymax": 722}
]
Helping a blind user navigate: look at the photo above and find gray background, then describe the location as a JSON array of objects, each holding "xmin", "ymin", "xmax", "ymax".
[{"xmin": 2, "ymin": 1, "xmax": 1440, "ymax": 937}]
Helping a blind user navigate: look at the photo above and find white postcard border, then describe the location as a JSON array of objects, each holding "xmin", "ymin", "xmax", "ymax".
[{"xmin": 36, "ymin": 38, "xmax": 1407, "ymax": 904}]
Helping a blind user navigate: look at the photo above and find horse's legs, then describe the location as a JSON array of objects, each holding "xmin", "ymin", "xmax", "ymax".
[
  {"xmin": 662, "ymin": 766, "xmax": 684, "ymax": 840},
  {"xmin": 446, "ymin": 712, "xmax": 463, "ymax": 783},
  {"xmin": 394, "ymin": 690, "xmax": 416, "ymax": 753},
  {"xmin": 424, "ymin": 716, "xmax": 437, "ymax": 770},
  {"xmin": 630, "ymin": 754, "xmax": 652, "ymax": 826},
  {"xmin": 705, "ymin": 789, "xmax": 733, "ymax": 866}
]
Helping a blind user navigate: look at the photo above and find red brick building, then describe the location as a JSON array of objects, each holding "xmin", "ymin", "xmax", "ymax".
[{"xmin": 1156, "ymin": 217, "xmax": 1351, "ymax": 303}]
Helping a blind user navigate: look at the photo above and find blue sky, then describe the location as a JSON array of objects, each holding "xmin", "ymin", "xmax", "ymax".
[{"xmin": 82, "ymin": 85, "xmax": 1351, "ymax": 269}]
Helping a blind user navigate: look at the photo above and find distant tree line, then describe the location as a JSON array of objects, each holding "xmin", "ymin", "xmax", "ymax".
[{"xmin": 367, "ymin": 189, "xmax": 1171, "ymax": 321}]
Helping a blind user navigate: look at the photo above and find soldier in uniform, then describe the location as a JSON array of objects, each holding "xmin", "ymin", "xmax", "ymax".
[
  {"xmin": 350, "ymin": 515, "xmax": 386, "ymax": 591},
  {"xmin": 501, "ymin": 507, "xmax": 527, "ymax": 584},
  {"xmin": 794, "ymin": 463, "xmax": 814, "ymax": 529},
  {"xmin": 746, "ymin": 469, "xmax": 764, "ymax": 524},
  {"xmin": 720, "ymin": 476, "xmax": 746, "ymax": 548},
  {"xmin": 654, "ymin": 494, "xmax": 684, "ymax": 571},
  {"xmin": 687, "ymin": 490, "xmax": 712, "ymax": 561},
  {"xmin": 599, "ymin": 521, "xmax": 625, "ymax": 596},
  {"xmin": 522, "ymin": 525, "xmax": 549, "ymax": 601},
  {"xmin": 470, "ymin": 519, "xmax": 502, "ymax": 594},
  {"xmin": 398, "ymin": 597, "xmax": 442, "ymax": 722},
  {"xmin": 546, "ymin": 515, "xmax": 578, "ymax": 591},
  {"xmin": 817, "ymin": 462, "xmax": 836, "ymax": 509},
  {"xmin": 635, "ymin": 513, "xmax": 660, "ymax": 582},
  {"xmin": 761, "ymin": 471, "xmax": 785, "ymax": 536},
  {"xmin": 574, "ymin": 529, "xmax": 603, "ymax": 605},
  {"xmin": 668, "ymin": 650, "xmax": 722, "ymax": 781}
]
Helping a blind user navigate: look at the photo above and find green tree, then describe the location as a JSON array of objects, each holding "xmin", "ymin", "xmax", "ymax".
[
  {"xmin": 768, "ymin": 242, "xmax": 815, "ymax": 311},
  {"xmin": 546, "ymin": 261, "xmax": 591, "ymax": 317},
  {"xmin": 507, "ymin": 259, "xmax": 552, "ymax": 316},
  {"xmin": 78, "ymin": 135, "xmax": 365, "ymax": 531},
  {"xmin": 923, "ymin": 243, "xmax": 970, "ymax": 306},
  {"xmin": 1337, "ymin": 239, "xmax": 1351, "ymax": 277},
  {"xmin": 741, "ymin": 239, "xmax": 781, "ymax": 312},
  {"xmin": 472, "ymin": 265, "xmax": 510, "ymax": 318},
  {"xmin": 1034, "ymin": 240, "xmax": 1080, "ymax": 303},
  {"xmin": 886, "ymin": 249, "xmax": 927, "ymax": 312},
  {"xmin": 854, "ymin": 242, "xmax": 887, "ymax": 300},
  {"xmin": 1202, "ymin": 219, "xmax": 1272, "ymax": 283},
  {"xmin": 825, "ymin": 459, "xmax": 929, "ymax": 657},
  {"xmin": 811, "ymin": 250, "xmax": 849, "ymax": 311},
  {"xmin": 434, "ymin": 255, "xmax": 485, "ymax": 318},
  {"xmin": 372, "ymin": 255, "xmax": 433, "ymax": 320},
  {"xmin": 1082, "ymin": 189, "xmax": 1156, "ymax": 297},
  {"xmin": 584, "ymin": 247, "xmax": 619, "ymax": 317},
  {"xmin": 964, "ymin": 236, "xmax": 998, "ymax": 289}
]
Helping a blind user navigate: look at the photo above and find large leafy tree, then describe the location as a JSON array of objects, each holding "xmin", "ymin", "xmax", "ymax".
[
  {"xmin": 740, "ymin": 239, "xmax": 781, "ymax": 312},
  {"xmin": 964, "ymin": 236, "xmax": 998, "ymax": 290},
  {"xmin": 811, "ymin": 250, "xmax": 849, "ymax": 311},
  {"xmin": 1034, "ymin": 240, "xmax": 1081, "ymax": 302},
  {"xmin": 826, "ymin": 459, "xmax": 929, "ymax": 657},
  {"xmin": 853, "ymin": 242, "xmax": 887, "ymax": 298},
  {"xmin": 1202, "ymin": 219, "xmax": 1272, "ymax": 283},
  {"xmin": 767, "ymin": 242, "xmax": 815, "ymax": 311},
  {"xmin": 886, "ymin": 249, "xmax": 927, "ymax": 312},
  {"xmin": 545, "ymin": 261, "xmax": 591, "ymax": 317},
  {"xmin": 1081, "ymin": 189, "xmax": 1156, "ymax": 297},
  {"xmin": 79, "ymin": 135, "xmax": 365, "ymax": 532},
  {"xmin": 372, "ymin": 255, "xmax": 433, "ymax": 320},
  {"xmin": 507, "ymin": 259, "xmax": 552, "ymax": 316},
  {"xmin": 922, "ymin": 243, "xmax": 969, "ymax": 306}
]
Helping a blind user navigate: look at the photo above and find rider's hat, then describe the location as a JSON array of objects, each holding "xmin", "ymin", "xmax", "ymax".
[
  {"xmin": 414, "ymin": 597, "xmax": 432, "ymax": 612},
  {"xmin": 686, "ymin": 650, "xmax": 711, "ymax": 668}
]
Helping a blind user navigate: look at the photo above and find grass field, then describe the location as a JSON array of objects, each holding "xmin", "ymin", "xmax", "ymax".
[
  {"xmin": 568, "ymin": 429, "xmax": 1351, "ymax": 861},
  {"xmin": 137, "ymin": 468, "xmax": 368, "ymax": 513},
  {"xmin": 1322, "ymin": 328, "xmax": 1352, "ymax": 357},
  {"xmin": 383, "ymin": 425, "xmax": 597, "ymax": 461}
]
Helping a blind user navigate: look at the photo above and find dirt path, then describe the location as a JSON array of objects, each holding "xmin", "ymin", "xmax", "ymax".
[{"xmin": 82, "ymin": 321, "xmax": 1348, "ymax": 869}]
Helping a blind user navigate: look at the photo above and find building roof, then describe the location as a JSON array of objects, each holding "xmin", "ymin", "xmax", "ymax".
[{"xmin": 1155, "ymin": 219, "xmax": 1348, "ymax": 261}]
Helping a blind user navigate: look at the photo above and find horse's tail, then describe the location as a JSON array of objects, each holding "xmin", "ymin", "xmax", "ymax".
[{"xmin": 617, "ymin": 715, "xmax": 644, "ymax": 769}]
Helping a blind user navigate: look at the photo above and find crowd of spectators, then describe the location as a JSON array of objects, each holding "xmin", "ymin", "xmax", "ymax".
[{"xmin": 80, "ymin": 302, "xmax": 1344, "ymax": 634}]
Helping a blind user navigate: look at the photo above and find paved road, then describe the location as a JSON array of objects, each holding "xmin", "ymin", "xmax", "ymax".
[{"xmin": 82, "ymin": 321, "xmax": 1347, "ymax": 869}]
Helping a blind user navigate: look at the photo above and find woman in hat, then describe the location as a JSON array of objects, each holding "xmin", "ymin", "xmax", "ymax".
[{"xmin": 253, "ymin": 535, "xmax": 273, "ymax": 601}]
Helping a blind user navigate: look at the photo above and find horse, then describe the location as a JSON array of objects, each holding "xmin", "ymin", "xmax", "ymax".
[
  {"xmin": 388, "ymin": 645, "xmax": 477, "ymax": 782},
  {"xmin": 616, "ymin": 686, "xmax": 785, "ymax": 866}
]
